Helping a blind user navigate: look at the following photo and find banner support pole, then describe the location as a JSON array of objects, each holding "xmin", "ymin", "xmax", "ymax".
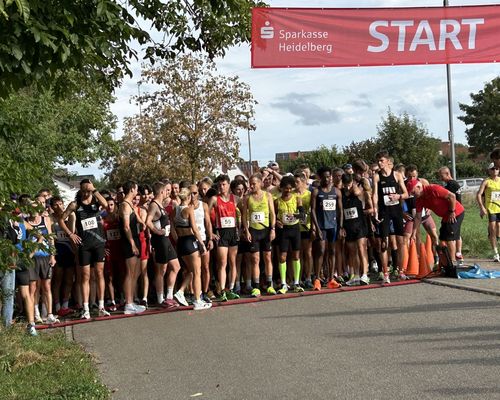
[{"xmin": 444, "ymin": 0, "xmax": 457, "ymax": 179}]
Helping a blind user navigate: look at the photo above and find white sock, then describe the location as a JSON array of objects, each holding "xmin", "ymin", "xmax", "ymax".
[
  {"xmin": 55, "ymin": 303, "xmax": 61, "ymax": 312},
  {"xmin": 166, "ymin": 288, "xmax": 173, "ymax": 300},
  {"xmin": 34, "ymin": 304, "xmax": 40, "ymax": 317},
  {"xmin": 62, "ymin": 300, "xmax": 69, "ymax": 309},
  {"xmin": 83, "ymin": 303, "xmax": 89, "ymax": 312},
  {"xmin": 246, "ymin": 280, "xmax": 252, "ymax": 290},
  {"xmin": 98, "ymin": 300, "xmax": 104, "ymax": 309},
  {"xmin": 157, "ymin": 293, "xmax": 164, "ymax": 304}
]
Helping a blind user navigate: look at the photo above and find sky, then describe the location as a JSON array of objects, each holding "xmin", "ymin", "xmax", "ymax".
[{"xmin": 73, "ymin": 0, "xmax": 500, "ymax": 178}]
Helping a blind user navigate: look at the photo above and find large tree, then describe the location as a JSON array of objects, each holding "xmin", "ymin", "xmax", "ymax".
[
  {"xmin": 282, "ymin": 145, "xmax": 347, "ymax": 174},
  {"xmin": 459, "ymin": 76, "xmax": 500, "ymax": 155},
  {"xmin": 107, "ymin": 55, "xmax": 256, "ymax": 184},
  {"xmin": 0, "ymin": 0, "xmax": 266, "ymax": 96}
]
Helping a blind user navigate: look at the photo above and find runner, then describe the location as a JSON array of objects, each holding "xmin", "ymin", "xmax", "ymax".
[
  {"xmin": 191, "ymin": 184, "xmax": 215, "ymax": 303},
  {"xmin": 294, "ymin": 170, "xmax": 313, "ymax": 288},
  {"xmin": 137, "ymin": 185, "xmax": 151, "ymax": 308},
  {"xmin": 59, "ymin": 179, "xmax": 110, "ymax": 319},
  {"xmin": 311, "ymin": 166, "xmax": 343, "ymax": 290},
  {"xmin": 372, "ymin": 150, "xmax": 408, "ymax": 284},
  {"xmin": 50, "ymin": 196, "xmax": 76, "ymax": 317},
  {"xmin": 172, "ymin": 187, "xmax": 212, "ymax": 310},
  {"xmin": 208, "ymin": 175, "xmax": 240, "ymax": 301},
  {"xmin": 476, "ymin": 163, "xmax": 500, "ymax": 261},
  {"xmin": 241, "ymin": 173, "xmax": 276, "ymax": 297},
  {"xmin": 274, "ymin": 176, "xmax": 304, "ymax": 294}
]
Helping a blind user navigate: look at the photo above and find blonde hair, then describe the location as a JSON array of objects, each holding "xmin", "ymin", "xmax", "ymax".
[{"xmin": 178, "ymin": 187, "xmax": 191, "ymax": 201}]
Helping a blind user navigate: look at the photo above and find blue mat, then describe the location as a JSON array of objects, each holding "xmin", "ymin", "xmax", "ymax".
[{"xmin": 458, "ymin": 264, "xmax": 500, "ymax": 279}]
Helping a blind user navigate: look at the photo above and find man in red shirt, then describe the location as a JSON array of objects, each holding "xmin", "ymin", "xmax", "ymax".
[{"xmin": 407, "ymin": 179, "xmax": 465, "ymax": 265}]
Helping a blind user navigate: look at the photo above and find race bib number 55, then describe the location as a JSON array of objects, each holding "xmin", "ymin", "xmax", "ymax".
[{"xmin": 220, "ymin": 217, "xmax": 235, "ymax": 228}]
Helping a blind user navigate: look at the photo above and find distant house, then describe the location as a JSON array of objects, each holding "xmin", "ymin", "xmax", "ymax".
[{"xmin": 52, "ymin": 178, "xmax": 78, "ymax": 204}]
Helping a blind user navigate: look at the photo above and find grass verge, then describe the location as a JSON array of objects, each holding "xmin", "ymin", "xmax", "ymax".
[
  {"xmin": 0, "ymin": 326, "xmax": 109, "ymax": 400},
  {"xmin": 457, "ymin": 195, "xmax": 491, "ymax": 259}
]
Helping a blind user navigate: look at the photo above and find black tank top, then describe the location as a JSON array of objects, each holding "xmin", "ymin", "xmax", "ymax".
[
  {"xmin": 151, "ymin": 200, "xmax": 170, "ymax": 238},
  {"xmin": 120, "ymin": 201, "xmax": 139, "ymax": 239},
  {"xmin": 377, "ymin": 170, "xmax": 401, "ymax": 210},
  {"xmin": 75, "ymin": 197, "xmax": 105, "ymax": 245},
  {"xmin": 342, "ymin": 191, "xmax": 365, "ymax": 231}
]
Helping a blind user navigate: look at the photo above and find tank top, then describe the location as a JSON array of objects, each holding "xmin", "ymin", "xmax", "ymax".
[
  {"xmin": 152, "ymin": 200, "xmax": 171, "ymax": 237},
  {"xmin": 248, "ymin": 192, "xmax": 270, "ymax": 230},
  {"xmin": 75, "ymin": 197, "xmax": 106, "ymax": 245},
  {"xmin": 119, "ymin": 201, "xmax": 139, "ymax": 240},
  {"xmin": 53, "ymin": 218, "xmax": 73, "ymax": 254},
  {"xmin": 215, "ymin": 194, "xmax": 237, "ymax": 229},
  {"xmin": 276, "ymin": 194, "xmax": 299, "ymax": 226},
  {"xmin": 193, "ymin": 202, "xmax": 207, "ymax": 241},
  {"xmin": 377, "ymin": 170, "xmax": 401, "ymax": 210},
  {"xmin": 316, "ymin": 186, "xmax": 337, "ymax": 230},
  {"xmin": 174, "ymin": 205, "xmax": 191, "ymax": 228},
  {"xmin": 342, "ymin": 191, "xmax": 365, "ymax": 231},
  {"xmin": 484, "ymin": 177, "xmax": 500, "ymax": 214},
  {"xmin": 30, "ymin": 216, "xmax": 50, "ymax": 256},
  {"xmin": 296, "ymin": 189, "xmax": 311, "ymax": 231}
]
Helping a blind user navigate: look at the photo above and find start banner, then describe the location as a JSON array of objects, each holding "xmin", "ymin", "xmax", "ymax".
[{"xmin": 251, "ymin": 5, "xmax": 500, "ymax": 68}]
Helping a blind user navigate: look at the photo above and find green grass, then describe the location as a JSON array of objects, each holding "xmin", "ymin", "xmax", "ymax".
[
  {"xmin": 0, "ymin": 326, "xmax": 109, "ymax": 400},
  {"xmin": 459, "ymin": 194, "xmax": 492, "ymax": 258}
]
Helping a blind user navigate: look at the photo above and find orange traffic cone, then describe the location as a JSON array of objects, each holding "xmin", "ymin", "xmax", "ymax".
[
  {"xmin": 401, "ymin": 242, "xmax": 409, "ymax": 272},
  {"xmin": 418, "ymin": 242, "xmax": 432, "ymax": 278},
  {"xmin": 425, "ymin": 235, "xmax": 434, "ymax": 270},
  {"xmin": 406, "ymin": 241, "xmax": 419, "ymax": 276}
]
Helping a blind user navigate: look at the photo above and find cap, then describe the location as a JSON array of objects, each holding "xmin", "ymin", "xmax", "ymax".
[
  {"xmin": 268, "ymin": 161, "xmax": 279, "ymax": 168},
  {"xmin": 405, "ymin": 178, "xmax": 420, "ymax": 193},
  {"xmin": 343, "ymin": 163, "xmax": 353, "ymax": 170}
]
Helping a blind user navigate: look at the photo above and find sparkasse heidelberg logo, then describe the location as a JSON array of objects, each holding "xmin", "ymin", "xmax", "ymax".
[{"xmin": 260, "ymin": 21, "xmax": 274, "ymax": 39}]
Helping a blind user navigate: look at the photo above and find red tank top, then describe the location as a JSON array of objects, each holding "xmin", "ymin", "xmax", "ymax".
[
  {"xmin": 102, "ymin": 218, "xmax": 122, "ymax": 259},
  {"xmin": 215, "ymin": 194, "xmax": 237, "ymax": 229}
]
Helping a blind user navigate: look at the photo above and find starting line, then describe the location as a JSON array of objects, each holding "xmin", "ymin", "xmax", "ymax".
[{"xmin": 37, "ymin": 279, "xmax": 421, "ymax": 330}]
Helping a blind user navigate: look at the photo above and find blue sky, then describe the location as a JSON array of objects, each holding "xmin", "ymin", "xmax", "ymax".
[{"xmin": 73, "ymin": 0, "xmax": 500, "ymax": 178}]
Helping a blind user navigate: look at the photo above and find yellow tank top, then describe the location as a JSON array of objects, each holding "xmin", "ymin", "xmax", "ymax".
[
  {"xmin": 276, "ymin": 194, "xmax": 299, "ymax": 226},
  {"xmin": 248, "ymin": 192, "xmax": 270, "ymax": 230},
  {"xmin": 295, "ymin": 189, "xmax": 311, "ymax": 231},
  {"xmin": 485, "ymin": 177, "xmax": 500, "ymax": 214}
]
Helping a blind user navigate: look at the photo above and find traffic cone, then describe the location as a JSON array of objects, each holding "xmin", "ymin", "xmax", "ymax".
[
  {"xmin": 401, "ymin": 242, "xmax": 409, "ymax": 272},
  {"xmin": 406, "ymin": 241, "xmax": 419, "ymax": 276},
  {"xmin": 425, "ymin": 235, "xmax": 434, "ymax": 270},
  {"xmin": 418, "ymin": 242, "xmax": 432, "ymax": 278}
]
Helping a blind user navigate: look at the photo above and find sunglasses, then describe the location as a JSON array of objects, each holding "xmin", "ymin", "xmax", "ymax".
[{"xmin": 191, "ymin": 192, "xmax": 198, "ymax": 195}]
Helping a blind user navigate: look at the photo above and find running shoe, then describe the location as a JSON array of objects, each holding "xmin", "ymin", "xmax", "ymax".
[
  {"xmin": 398, "ymin": 272, "xmax": 408, "ymax": 281},
  {"xmin": 226, "ymin": 290, "xmax": 240, "ymax": 300},
  {"xmin": 98, "ymin": 308, "xmax": 111, "ymax": 317},
  {"xmin": 377, "ymin": 272, "xmax": 385, "ymax": 281},
  {"xmin": 370, "ymin": 260, "xmax": 379, "ymax": 273},
  {"xmin": 185, "ymin": 294, "xmax": 195, "ymax": 305},
  {"xmin": 34, "ymin": 314, "xmax": 43, "ymax": 324},
  {"xmin": 383, "ymin": 273, "xmax": 391, "ymax": 284},
  {"xmin": 140, "ymin": 299, "xmax": 148, "ymax": 309},
  {"xmin": 292, "ymin": 284, "xmax": 304, "ymax": 293},
  {"xmin": 455, "ymin": 252, "xmax": 464, "ymax": 266},
  {"xmin": 207, "ymin": 290, "xmax": 216, "ymax": 300},
  {"xmin": 335, "ymin": 275, "xmax": 345, "ymax": 285},
  {"xmin": 46, "ymin": 314, "xmax": 60, "ymax": 324},
  {"xmin": 267, "ymin": 286, "xmax": 277, "ymax": 295},
  {"xmin": 108, "ymin": 304, "xmax": 117, "ymax": 312},
  {"xmin": 57, "ymin": 307, "xmax": 73, "ymax": 318},
  {"xmin": 162, "ymin": 299, "xmax": 179, "ymax": 309},
  {"xmin": 250, "ymin": 288, "xmax": 261, "ymax": 297},
  {"xmin": 26, "ymin": 323, "xmax": 38, "ymax": 337},
  {"xmin": 124, "ymin": 303, "xmax": 146, "ymax": 315},
  {"xmin": 218, "ymin": 291, "xmax": 228, "ymax": 302},
  {"xmin": 174, "ymin": 291, "xmax": 189, "ymax": 307},
  {"xmin": 80, "ymin": 310, "xmax": 91, "ymax": 320},
  {"xmin": 193, "ymin": 300, "xmax": 212, "ymax": 311},
  {"xmin": 277, "ymin": 285, "xmax": 288, "ymax": 294},
  {"xmin": 494, "ymin": 254, "xmax": 500, "ymax": 263},
  {"xmin": 304, "ymin": 280, "xmax": 314, "ymax": 289},
  {"xmin": 327, "ymin": 279, "xmax": 342, "ymax": 289},
  {"xmin": 201, "ymin": 293, "xmax": 212, "ymax": 303},
  {"xmin": 313, "ymin": 279, "xmax": 322, "ymax": 291},
  {"xmin": 360, "ymin": 275, "xmax": 370, "ymax": 285},
  {"xmin": 346, "ymin": 277, "xmax": 360, "ymax": 286}
]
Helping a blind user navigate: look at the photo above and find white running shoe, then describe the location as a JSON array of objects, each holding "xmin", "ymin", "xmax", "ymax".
[
  {"xmin": 124, "ymin": 303, "xmax": 146, "ymax": 315},
  {"xmin": 98, "ymin": 308, "xmax": 111, "ymax": 317},
  {"xmin": 193, "ymin": 300, "xmax": 212, "ymax": 311},
  {"xmin": 26, "ymin": 323, "xmax": 38, "ymax": 336},
  {"xmin": 494, "ymin": 253, "xmax": 500, "ymax": 262},
  {"xmin": 174, "ymin": 291, "xmax": 189, "ymax": 306},
  {"xmin": 383, "ymin": 274, "xmax": 391, "ymax": 284},
  {"xmin": 80, "ymin": 310, "xmax": 91, "ymax": 320},
  {"xmin": 46, "ymin": 314, "xmax": 60, "ymax": 324}
]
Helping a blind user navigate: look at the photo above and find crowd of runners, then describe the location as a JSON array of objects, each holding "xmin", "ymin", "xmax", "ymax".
[{"xmin": 3, "ymin": 148, "xmax": 500, "ymax": 336}]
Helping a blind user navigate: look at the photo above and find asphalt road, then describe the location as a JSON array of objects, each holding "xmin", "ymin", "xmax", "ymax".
[{"xmin": 74, "ymin": 283, "xmax": 500, "ymax": 400}]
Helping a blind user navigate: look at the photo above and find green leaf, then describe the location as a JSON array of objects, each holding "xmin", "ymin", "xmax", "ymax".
[{"xmin": 11, "ymin": 44, "xmax": 22, "ymax": 60}]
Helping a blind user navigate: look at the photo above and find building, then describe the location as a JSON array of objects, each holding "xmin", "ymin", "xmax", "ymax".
[{"xmin": 275, "ymin": 151, "xmax": 311, "ymax": 163}]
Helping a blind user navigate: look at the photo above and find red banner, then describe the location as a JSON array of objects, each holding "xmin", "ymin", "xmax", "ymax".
[{"xmin": 251, "ymin": 5, "xmax": 500, "ymax": 68}]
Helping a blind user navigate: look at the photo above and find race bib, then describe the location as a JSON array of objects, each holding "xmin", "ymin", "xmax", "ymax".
[
  {"xmin": 323, "ymin": 199, "xmax": 336, "ymax": 211},
  {"xmin": 383, "ymin": 195, "xmax": 399, "ymax": 206},
  {"xmin": 251, "ymin": 212, "xmax": 265, "ymax": 224},
  {"xmin": 106, "ymin": 229, "xmax": 121, "ymax": 241},
  {"xmin": 165, "ymin": 225, "xmax": 171, "ymax": 237},
  {"xmin": 344, "ymin": 207, "xmax": 358, "ymax": 220},
  {"xmin": 282, "ymin": 213, "xmax": 297, "ymax": 225},
  {"xmin": 220, "ymin": 216, "xmax": 235, "ymax": 228},
  {"xmin": 81, "ymin": 217, "xmax": 98, "ymax": 231},
  {"xmin": 491, "ymin": 191, "xmax": 500, "ymax": 202},
  {"xmin": 56, "ymin": 230, "xmax": 70, "ymax": 242}
]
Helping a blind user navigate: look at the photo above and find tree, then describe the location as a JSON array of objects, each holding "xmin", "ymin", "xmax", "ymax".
[
  {"xmin": 106, "ymin": 55, "xmax": 256, "ymax": 183},
  {"xmin": 283, "ymin": 145, "xmax": 347, "ymax": 174},
  {"xmin": 343, "ymin": 138, "xmax": 380, "ymax": 164},
  {"xmin": 459, "ymin": 76, "xmax": 500, "ymax": 155},
  {"xmin": 0, "ymin": 0, "xmax": 267, "ymax": 96},
  {"xmin": 376, "ymin": 110, "xmax": 440, "ymax": 177}
]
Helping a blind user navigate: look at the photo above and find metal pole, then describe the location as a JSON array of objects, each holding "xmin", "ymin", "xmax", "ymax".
[
  {"xmin": 444, "ymin": 0, "xmax": 457, "ymax": 179},
  {"xmin": 247, "ymin": 121, "xmax": 253, "ymax": 175},
  {"xmin": 138, "ymin": 81, "xmax": 142, "ymax": 118}
]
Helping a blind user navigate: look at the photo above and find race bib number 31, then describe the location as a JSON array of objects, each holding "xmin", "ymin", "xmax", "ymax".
[
  {"xmin": 220, "ymin": 217, "xmax": 235, "ymax": 228},
  {"xmin": 323, "ymin": 199, "xmax": 336, "ymax": 211},
  {"xmin": 81, "ymin": 217, "xmax": 98, "ymax": 231}
]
